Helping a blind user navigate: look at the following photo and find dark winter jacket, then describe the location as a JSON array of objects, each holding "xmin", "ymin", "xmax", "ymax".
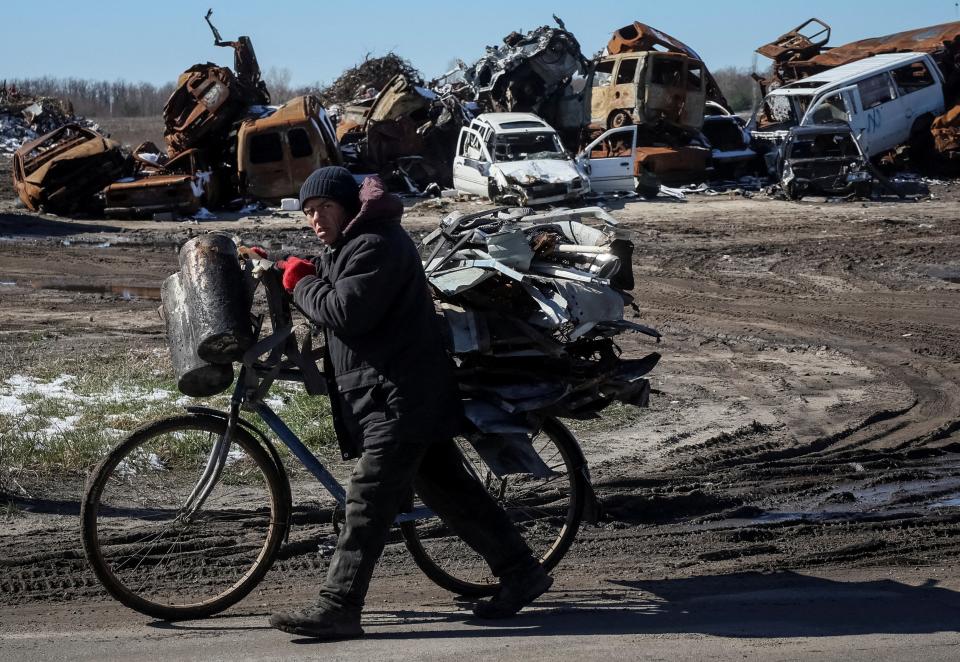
[{"xmin": 293, "ymin": 177, "xmax": 462, "ymax": 459}]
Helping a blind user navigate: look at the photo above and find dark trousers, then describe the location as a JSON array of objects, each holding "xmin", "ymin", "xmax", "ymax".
[{"xmin": 317, "ymin": 436, "xmax": 537, "ymax": 612}]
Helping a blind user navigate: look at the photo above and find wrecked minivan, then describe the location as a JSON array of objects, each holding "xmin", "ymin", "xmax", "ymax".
[
  {"xmin": 237, "ymin": 95, "xmax": 341, "ymax": 200},
  {"xmin": 751, "ymin": 52, "xmax": 945, "ymax": 163},
  {"xmin": 591, "ymin": 51, "xmax": 707, "ymax": 132},
  {"xmin": 452, "ymin": 113, "xmax": 589, "ymax": 205}
]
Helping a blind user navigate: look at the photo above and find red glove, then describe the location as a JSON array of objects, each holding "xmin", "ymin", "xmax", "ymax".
[{"xmin": 277, "ymin": 257, "xmax": 316, "ymax": 292}]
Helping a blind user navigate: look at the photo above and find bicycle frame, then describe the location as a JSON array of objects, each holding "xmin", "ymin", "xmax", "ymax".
[{"xmin": 180, "ymin": 262, "xmax": 433, "ymax": 525}]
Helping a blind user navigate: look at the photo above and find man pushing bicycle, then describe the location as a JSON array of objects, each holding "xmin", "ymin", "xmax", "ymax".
[{"xmin": 267, "ymin": 166, "xmax": 552, "ymax": 640}]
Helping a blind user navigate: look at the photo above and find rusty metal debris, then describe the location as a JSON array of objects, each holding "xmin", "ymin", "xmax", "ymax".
[
  {"xmin": 421, "ymin": 206, "xmax": 659, "ymax": 428},
  {"xmin": 605, "ymin": 22, "xmax": 730, "ymax": 111},
  {"xmin": 103, "ymin": 143, "xmax": 216, "ymax": 217},
  {"xmin": 338, "ymin": 73, "xmax": 470, "ymax": 191},
  {"xmin": 13, "ymin": 124, "xmax": 126, "ymax": 214}
]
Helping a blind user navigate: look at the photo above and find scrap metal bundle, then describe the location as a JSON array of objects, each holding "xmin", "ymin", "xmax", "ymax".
[
  {"xmin": 461, "ymin": 18, "xmax": 588, "ymax": 132},
  {"xmin": 421, "ymin": 206, "xmax": 660, "ymax": 434}
]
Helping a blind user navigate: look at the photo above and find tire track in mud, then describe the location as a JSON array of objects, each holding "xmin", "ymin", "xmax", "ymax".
[{"xmin": 579, "ymin": 202, "xmax": 960, "ymax": 574}]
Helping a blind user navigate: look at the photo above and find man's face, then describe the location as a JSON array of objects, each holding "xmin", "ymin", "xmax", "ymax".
[{"xmin": 303, "ymin": 198, "xmax": 349, "ymax": 245}]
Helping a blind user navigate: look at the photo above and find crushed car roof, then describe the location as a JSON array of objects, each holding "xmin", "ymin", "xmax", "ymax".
[{"xmin": 474, "ymin": 113, "xmax": 553, "ymax": 133}]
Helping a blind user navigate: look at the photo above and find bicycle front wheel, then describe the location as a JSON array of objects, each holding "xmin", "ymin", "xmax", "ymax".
[
  {"xmin": 81, "ymin": 413, "xmax": 290, "ymax": 620},
  {"xmin": 400, "ymin": 417, "xmax": 587, "ymax": 597}
]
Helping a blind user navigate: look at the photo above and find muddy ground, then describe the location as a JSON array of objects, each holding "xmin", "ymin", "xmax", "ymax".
[{"xmin": 1, "ymin": 153, "xmax": 959, "ymax": 656}]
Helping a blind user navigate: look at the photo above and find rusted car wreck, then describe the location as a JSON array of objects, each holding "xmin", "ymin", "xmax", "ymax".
[
  {"xmin": 755, "ymin": 18, "xmax": 960, "ymax": 164},
  {"xmin": 13, "ymin": 124, "xmax": 126, "ymax": 214}
]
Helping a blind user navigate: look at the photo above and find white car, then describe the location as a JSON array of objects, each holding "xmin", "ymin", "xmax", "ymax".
[
  {"xmin": 452, "ymin": 113, "xmax": 589, "ymax": 205},
  {"xmin": 750, "ymin": 52, "xmax": 945, "ymax": 158}
]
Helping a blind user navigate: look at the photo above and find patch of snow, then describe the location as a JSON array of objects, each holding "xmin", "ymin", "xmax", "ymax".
[{"xmin": 192, "ymin": 207, "xmax": 217, "ymax": 221}]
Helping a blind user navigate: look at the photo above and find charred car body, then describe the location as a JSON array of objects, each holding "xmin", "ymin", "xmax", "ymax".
[
  {"xmin": 777, "ymin": 125, "xmax": 874, "ymax": 199},
  {"xmin": 461, "ymin": 19, "xmax": 589, "ymax": 136},
  {"xmin": 103, "ymin": 143, "xmax": 215, "ymax": 217},
  {"xmin": 13, "ymin": 124, "xmax": 126, "ymax": 214},
  {"xmin": 452, "ymin": 112, "xmax": 589, "ymax": 204},
  {"xmin": 237, "ymin": 95, "xmax": 341, "ymax": 200}
]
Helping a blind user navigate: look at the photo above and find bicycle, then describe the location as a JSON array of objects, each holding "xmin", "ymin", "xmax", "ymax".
[{"xmin": 80, "ymin": 262, "xmax": 592, "ymax": 621}]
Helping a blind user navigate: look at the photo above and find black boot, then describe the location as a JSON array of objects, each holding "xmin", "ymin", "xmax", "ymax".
[
  {"xmin": 473, "ymin": 565, "xmax": 553, "ymax": 619},
  {"xmin": 269, "ymin": 604, "xmax": 363, "ymax": 639}
]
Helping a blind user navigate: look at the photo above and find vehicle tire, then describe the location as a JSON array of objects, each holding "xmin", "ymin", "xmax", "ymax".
[
  {"xmin": 81, "ymin": 413, "xmax": 290, "ymax": 620},
  {"xmin": 609, "ymin": 110, "xmax": 631, "ymax": 129},
  {"xmin": 400, "ymin": 417, "xmax": 587, "ymax": 597}
]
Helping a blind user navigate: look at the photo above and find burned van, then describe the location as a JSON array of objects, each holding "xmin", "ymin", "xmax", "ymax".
[
  {"xmin": 590, "ymin": 51, "xmax": 707, "ymax": 133},
  {"xmin": 237, "ymin": 95, "xmax": 342, "ymax": 200}
]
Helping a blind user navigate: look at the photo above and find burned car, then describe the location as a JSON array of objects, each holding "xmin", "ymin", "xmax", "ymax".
[
  {"xmin": 755, "ymin": 18, "xmax": 960, "ymax": 162},
  {"xmin": 103, "ymin": 143, "xmax": 216, "ymax": 217},
  {"xmin": 13, "ymin": 124, "xmax": 126, "ymax": 214},
  {"xmin": 777, "ymin": 125, "xmax": 873, "ymax": 199},
  {"xmin": 237, "ymin": 95, "xmax": 341, "ymax": 200},
  {"xmin": 453, "ymin": 112, "xmax": 589, "ymax": 205}
]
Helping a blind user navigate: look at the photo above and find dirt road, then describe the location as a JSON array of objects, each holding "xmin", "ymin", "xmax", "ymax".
[{"xmin": 1, "ymin": 162, "xmax": 960, "ymax": 657}]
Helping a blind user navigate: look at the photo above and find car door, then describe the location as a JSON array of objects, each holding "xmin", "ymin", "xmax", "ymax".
[
  {"xmin": 577, "ymin": 126, "xmax": 637, "ymax": 193},
  {"xmin": 890, "ymin": 58, "xmax": 946, "ymax": 136},
  {"xmin": 452, "ymin": 127, "xmax": 491, "ymax": 196},
  {"xmin": 590, "ymin": 59, "xmax": 616, "ymax": 125},
  {"xmin": 853, "ymin": 72, "xmax": 901, "ymax": 155}
]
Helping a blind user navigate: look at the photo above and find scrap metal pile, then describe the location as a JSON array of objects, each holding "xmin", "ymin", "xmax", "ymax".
[
  {"xmin": 1, "ymin": 90, "xmax": 98, "ymax": 155},
  {"xmin": 10, "ymin": 10, "xmax": 342, "ymax": 216},
  {"xmin": 12, "ymin": 12, "xmax": 960, "ymax": 216},
  {"xmin": 421, "ymin": 206, "xmax": 660, "ymax": 431},
  {"xmin": 460, "ymin": 19, "xmax": 589, "ymax": 134}
]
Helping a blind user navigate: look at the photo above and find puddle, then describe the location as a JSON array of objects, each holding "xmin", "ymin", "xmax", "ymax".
[
  {"xmin": 924, "ymin": 265, "xmax": 960, "ymax": 284},
  {"xmin": 28, "ymin": 281, "xmax": 162, "ymax": 300}
]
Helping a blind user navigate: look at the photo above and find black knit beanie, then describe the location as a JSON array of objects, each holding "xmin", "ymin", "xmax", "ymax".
[{"xmin": 299, "ymin": 166, "xmax": 361, "ymax": 217}]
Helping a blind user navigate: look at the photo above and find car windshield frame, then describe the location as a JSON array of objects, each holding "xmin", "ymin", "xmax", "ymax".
[{"xmin": 489, "ymin": 131, "xmax": 566, "ymax": 162}]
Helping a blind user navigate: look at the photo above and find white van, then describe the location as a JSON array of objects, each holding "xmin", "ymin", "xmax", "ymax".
[
  {"xmin": 750, "ymin": 53, "xmax": 945, "ymax": 158},
  {"xmin": 452, "ymin": 113, "xmax": 589, "ymax": 205}
]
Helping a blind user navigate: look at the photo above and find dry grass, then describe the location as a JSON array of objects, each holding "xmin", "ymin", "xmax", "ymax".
[{"xmin": 88, "ymin": 116, "xmax": 165, "ymax": 149}]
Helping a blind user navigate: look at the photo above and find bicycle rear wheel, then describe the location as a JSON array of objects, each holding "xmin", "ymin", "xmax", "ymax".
[
  {"xmin": 400, "ymin": 417, "xmax": 587, "ymax": 597},
  {"xmin": 81, "ymin": 413, "xmax": 289, "ymax": 620}
]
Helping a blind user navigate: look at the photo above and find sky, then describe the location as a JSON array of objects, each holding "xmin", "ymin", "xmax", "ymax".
[{"xmin": 2, "ymin": 1, "xmax": 959, "ymax": 87}]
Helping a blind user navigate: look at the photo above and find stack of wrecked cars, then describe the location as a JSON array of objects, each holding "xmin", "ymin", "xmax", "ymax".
[
  {"xmin": 12, "ymin": 11, "xmax": 342, "ymax": 217},
  {"xmin": 752, "ymin": 18, "xmax": 960, "ymax": 198},
  {"xmin": 452, "ymin": 19, "xmax": 758, "ymax": 202},
  {"xmin": 421, "ymin": 205, "xmax": 660, "ymax": 446}
]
